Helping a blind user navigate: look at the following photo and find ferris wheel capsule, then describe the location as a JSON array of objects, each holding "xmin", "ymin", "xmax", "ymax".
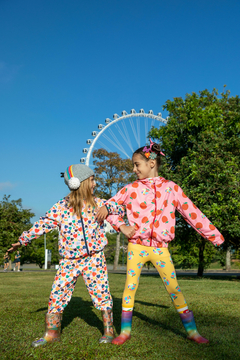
[
  {"xmin": 130, "ymin": 109, "xmax": 136, "ymax": 114},
  {"xmin": 139, "ymin": 109, "xmax": 145, "ymax": 114},
  {"xmin": 105, "ymin": 118, "xmax": 111, "ymax": 124},
  {"xmin": 83, "ymin": 148, "xmax": 88, "ymax": 153},
  {"xmin": 157, "ymin": 112, "xmax": 162, "ymax": 117},
  {"xmin": 92, "ymin": 131, "xmax": 97, "ymax": 137},
  {"xmin": 80, "ymin": 158, "xmax": 86, "ymax": 163},
  {"xmin": 98, "ymin": 124, "xmax": 104, "ymax": 130},
  {"xmin": 113, "ymin": 114, "xmax": 119, "ymax": 119},
  {"xmin": 148, "ymin": 110, "xmax": 154, "ymax": 115},
  {"xmin": 87, "ymin": 139, "xmax": 92, "ymax": 145},
  {"xmin": 121, "ymin": 110, "xmax": 127, "ymax": 116}
]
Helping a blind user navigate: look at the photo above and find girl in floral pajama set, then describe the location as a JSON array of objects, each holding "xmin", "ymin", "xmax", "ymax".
[
  {"xmin": 9, "ymin": 164, "xmax": 124, "ymax": 347},
  {"xmin": 97, "ymin": 140, "xmax": 225, "ymax": 345}
]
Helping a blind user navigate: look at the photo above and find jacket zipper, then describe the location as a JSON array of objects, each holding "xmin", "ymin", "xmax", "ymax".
[
  {"xmin": 150, "ymin": 182, "xmax": 157, "ymax": 246},
  {"xmin": 81, "ymin": 217, "xmax": 89, "ymax": 256}
]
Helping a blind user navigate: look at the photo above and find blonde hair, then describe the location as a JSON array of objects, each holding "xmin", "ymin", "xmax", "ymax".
[{"xmin": 67, "ymin": 177, "xmax": 96, "ymax": 218}]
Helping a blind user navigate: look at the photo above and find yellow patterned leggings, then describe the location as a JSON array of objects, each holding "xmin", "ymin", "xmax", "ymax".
[{"xmin": 122, "ymin": 243, "xmax": 188, "ymax": 313}]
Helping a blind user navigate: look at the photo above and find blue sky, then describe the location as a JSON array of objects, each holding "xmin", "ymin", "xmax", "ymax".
[{"xmin": 1, "ymin": 0, "xmax": 240, "ymax": 221}]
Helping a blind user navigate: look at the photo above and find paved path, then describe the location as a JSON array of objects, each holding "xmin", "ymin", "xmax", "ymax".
[{"xmin": 1, "ymin": 263, "xmax": 240, "ymax": 277}]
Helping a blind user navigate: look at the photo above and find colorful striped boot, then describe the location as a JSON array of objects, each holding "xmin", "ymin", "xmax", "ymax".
[
  {"xmin": 99, "ymin": 309, "xmax": 115, "ymax": 343},
  {"xmin": 180, "ymin": 311, "xmax": 209, "ymax": 343},
  {"xmin": 112, "ymin": 310, "xmax": 132, "ymax": 345},
  {"xmin": 32, "ymin": 312, "xmax": 62, "ymax": 347}
]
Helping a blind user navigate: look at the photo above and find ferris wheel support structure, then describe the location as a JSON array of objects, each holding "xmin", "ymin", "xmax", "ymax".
[{"xmin": 81, "ymin": 109, "xmax": 168, "ymax": 166}]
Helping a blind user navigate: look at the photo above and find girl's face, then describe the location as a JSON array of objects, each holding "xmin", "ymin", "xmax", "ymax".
[
  {"xmin": 89, "ymin": 176, "xmax": 96, "ymax": 194},
  {"xmin": 132, "ymin": 153, "xmax": 155, "ymax": 180}
]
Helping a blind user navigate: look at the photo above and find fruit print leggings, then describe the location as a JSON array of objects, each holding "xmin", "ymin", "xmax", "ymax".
[
  {"xmin": 122, "ymin": 243, "xmax": 188, "ymax": 313},
  {"xmin": 48, "ymin": 251, "xmax": 113, "ymax": 313}
]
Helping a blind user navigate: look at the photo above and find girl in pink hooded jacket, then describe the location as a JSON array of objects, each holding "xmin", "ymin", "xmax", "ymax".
[{"xmin": 97, "ymin": 140, "xmax": 224, "ymax": 345}]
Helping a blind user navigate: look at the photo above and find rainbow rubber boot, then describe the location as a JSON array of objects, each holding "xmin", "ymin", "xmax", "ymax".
[
  {"xmin": 112, "ymin": 310, "xmax": 132, "ymax": 345},
  {"xmin": 99, "ymin": 309, "xmax": 115, "ymax": 343},
  {"xmin": 32, "ymin": 312, "xmax": 62, "ymax": 347},
  {"xmin": 180, "ymin": 311, "xmax": 209, "ymax": 344}
]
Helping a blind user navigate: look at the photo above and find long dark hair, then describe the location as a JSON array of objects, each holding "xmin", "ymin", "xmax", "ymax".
[{"xmin": 133, "ymin": 142, "xmax": 162, "ymax": 171}]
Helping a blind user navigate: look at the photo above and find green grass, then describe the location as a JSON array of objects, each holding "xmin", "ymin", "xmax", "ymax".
[{"xmin": 0, "ymin": 272, "xmax": 239, "ymax": 360}]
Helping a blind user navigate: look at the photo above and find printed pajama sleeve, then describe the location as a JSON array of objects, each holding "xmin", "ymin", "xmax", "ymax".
[
  {"xmin": 104, "ymin": 200, "xmax": 125, "ymax": 217},
  {"xmin": 175, "ymin": 185, "xmax": 224, "ymax": 246},
  {"xmin": 19, "ymin": 205, "xmax": 60, "ymax": 246},
  {"xmin": 105, "ymin": 188, "xmax": 128, "ymax": 231}
]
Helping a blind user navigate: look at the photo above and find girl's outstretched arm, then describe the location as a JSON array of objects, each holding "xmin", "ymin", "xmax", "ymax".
[
  {"xmin": 174, "ymin": 183, "xmax": 224, "ymax": 246},
  {"xmin": 18, "ymin": 201, "xmax": 62, "ymax": 247}
]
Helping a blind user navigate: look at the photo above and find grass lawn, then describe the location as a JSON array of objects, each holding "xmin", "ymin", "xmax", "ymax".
[{"xmin": 0, "ymin": 272, "xmax": 239, "ymax": 360}]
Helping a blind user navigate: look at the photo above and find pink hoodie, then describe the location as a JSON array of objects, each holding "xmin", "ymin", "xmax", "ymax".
[{"xmin": 106, "ymin": 177, "xmax": 224, "ymax": 248}]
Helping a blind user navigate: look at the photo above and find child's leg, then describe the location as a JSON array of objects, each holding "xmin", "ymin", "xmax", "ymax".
[
  {"xmin": 81, "ymin": 252, "xmax": 112, "ymax": 311},
  {"xmin": 150, "ymin": 248, "xmax": 188, "ymax": 313},
  {"xmin": 48, "ymin": 258, "xmax": 80, "ymax": 313},
  {"xmin": 112, "ymin": 243, "xmax": 149, "ymax": 345},
  {"xmin": 150, "ymin": 248, "xmax": 208, "ymax": 343},
  {"xmin": 81, "ymin": 252, "xmax": 114, "ymax": 343},
  {"xmin": 32, "ymin": 258, "xmax": 81, "ymax": 348}
]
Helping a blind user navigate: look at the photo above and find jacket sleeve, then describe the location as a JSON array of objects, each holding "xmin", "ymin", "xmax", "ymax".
[
  {"xmin": 104, "ymin": 200, "xmax": 125, "ymax": 217},
  {"xmin": 104, "ymin": 187, "xmax": 129, "ymax": 231},
  {"xmin": 19, "ymin": 203, "xmax": 60, "ymax": 246},
  {"xmin": 174, "ymin": 183, "xmax": 224, "ymax": 246}
]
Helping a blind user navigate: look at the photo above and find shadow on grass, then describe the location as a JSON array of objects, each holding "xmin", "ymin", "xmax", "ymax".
[
  {"xmin": 111, "ymin": 296, "xmax": 183, "ymax": 337},
  {"xmin": 33, "ymin": 298, "xmax": 104, "ymax": 333},
  {"xmin": 33, "ymin": 295, "xmax": 171, "ymax": 335},
  {"xmin": 133, "ymin": 310, "xmax": 185, "ymax": 338}
]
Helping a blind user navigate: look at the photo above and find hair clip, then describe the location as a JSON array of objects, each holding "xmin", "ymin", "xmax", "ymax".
[
  {"xmin": 149, "ymin": 152, "xmax": 157, "ymax": 159},
  {"xmin": 143, "ymin": 146, "xmax": 151, "ymax": 153}
]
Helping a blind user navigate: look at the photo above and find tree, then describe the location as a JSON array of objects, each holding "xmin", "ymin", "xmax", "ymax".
[
  {"xmin": 0, "ymin": 195, "xmax": 60, "ymax": 268},
  {"xmin": 0, "ymin": 195, "xmax": 35, "ymax": 265},
  {"xmin": 93, "ymin": 148, "xmax": 134, "ymax": 198},
  {"xmin": 150, "ymin": 88, "xmax": 240, "ymax": 276},
  {"xmin": 93, "ymin": 149, "xmax": 133, "ymax": 269}
]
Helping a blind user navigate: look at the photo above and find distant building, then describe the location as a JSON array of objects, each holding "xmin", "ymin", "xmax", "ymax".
[{"xmin": 104, "ymin": 220, "xmax": 116, "ymax": 234}]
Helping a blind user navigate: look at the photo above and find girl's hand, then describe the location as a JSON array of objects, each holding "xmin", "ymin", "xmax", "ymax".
[
  {"xmin": 96, "ymin": 206, "xmax": 108, "ymax": 223},
  {"xmin": 119, "ymin": 225, "xmax": 136, "ymax": 239},
  {"xmin": 8, "ymin": 242, "xmax": 21, "ymax": 252}
]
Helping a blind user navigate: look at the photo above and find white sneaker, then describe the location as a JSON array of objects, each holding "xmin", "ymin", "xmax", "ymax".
[
  {"xmin": 14, "ymin": 267, "xmax": 15, "ymax": 271},
  {"xmin": 18, "ymin": 270, "xmax": 20, "ymax": 272}
]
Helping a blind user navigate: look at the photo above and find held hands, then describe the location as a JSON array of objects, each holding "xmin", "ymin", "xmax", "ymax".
[
  {"xmin": 119, "ymin": 224, "xmax": 136, "ymax": 239},
  {"xmin": 95, "ymin": 206, "xmax": 108, "ymax": 223},
  {"xmin": 8, "ymin": 242, "xmax": 21, "ymax": 252}
]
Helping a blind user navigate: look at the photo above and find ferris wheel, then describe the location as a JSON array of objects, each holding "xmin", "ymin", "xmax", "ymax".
[{"xmin": 81, "ymin": 109, "xmax": 168, "ymax": 166}]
